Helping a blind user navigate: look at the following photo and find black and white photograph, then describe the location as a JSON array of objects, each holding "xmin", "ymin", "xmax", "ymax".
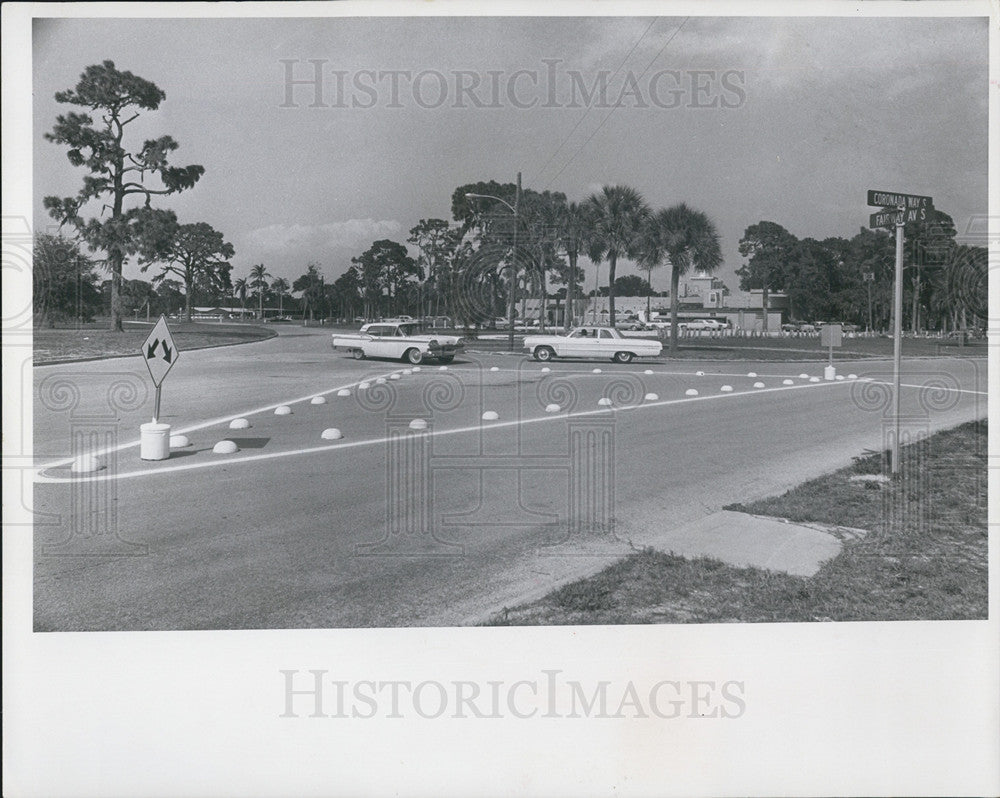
[{"xmin": 3, "ymin": 2, "xmax": 997, "ymax": 796}]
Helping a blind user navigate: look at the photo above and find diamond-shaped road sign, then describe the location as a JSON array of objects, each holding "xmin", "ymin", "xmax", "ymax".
[{"xmin": 141, "ymin": 315, "xmax": 180, "ymax": 387}]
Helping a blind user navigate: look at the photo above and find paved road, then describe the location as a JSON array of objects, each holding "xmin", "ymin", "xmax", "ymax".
[{"xmin": 30, "ymin": 326, "xmax": 986, "ymax": 629}]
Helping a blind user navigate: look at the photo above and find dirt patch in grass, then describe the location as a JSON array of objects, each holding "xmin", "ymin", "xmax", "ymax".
[
  {"xmin": 32, "ymin": 322, "xmax": 276, "ymax": 364},
  {"xmin": 487, "ymin": 420, "xmax": 987, "ymax": 625}
]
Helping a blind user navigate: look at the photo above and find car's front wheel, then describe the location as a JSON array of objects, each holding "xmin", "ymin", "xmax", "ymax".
[
  {"xmin": 405, "ymin": 348, "xmax": 424, "ymax": 365},
  {"xmin": 533, "ymin": 346, "xmax": 555, "ymax": 362},
  {"xmin": 613, "ymin": 351, "xmax": 634, "ymax": 364},
  {"xmin": 352, "ymin": 348, "xmax": 366, "ymax": 360}
]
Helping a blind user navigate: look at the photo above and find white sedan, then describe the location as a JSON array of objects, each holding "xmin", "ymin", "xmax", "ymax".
[{"xmin": 523, "ymin": 326, "xmax": 663, "ymax": 363}]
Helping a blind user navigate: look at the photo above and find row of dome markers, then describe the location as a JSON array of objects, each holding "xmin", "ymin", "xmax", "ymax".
[{"xmin": 200, "ymin": 367, "xmax": 858, "ymax": 456}]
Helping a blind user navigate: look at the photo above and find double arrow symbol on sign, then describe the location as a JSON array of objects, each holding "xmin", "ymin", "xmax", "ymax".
[{"xmin": 146, "ymin": 338, "xmax": 173, "ymax": 363}]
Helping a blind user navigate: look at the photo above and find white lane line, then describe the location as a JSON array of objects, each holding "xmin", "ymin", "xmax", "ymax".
[
  {"xmin": 36, "ymin": 378, "xmax": 851, "ymax": 484},
  {"xmin": 34, "ymin": 368, "xmax": 406, "ymax": 471},
  {"xmin": 455, "ymin": 365, "xmax": 819, "ymax": 379},
  {"xmin": 891, "ymin": 381, "xmax": 987, "ymax": 396}
]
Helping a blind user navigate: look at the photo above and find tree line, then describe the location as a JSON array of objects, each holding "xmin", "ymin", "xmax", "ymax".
[
  {"xmin": 38, "ymin": 61, "xmax": 985, "ymax": 344},
  {"xmin": 737, "ymin": 218, "xmax": 986, "ymax": 333}
]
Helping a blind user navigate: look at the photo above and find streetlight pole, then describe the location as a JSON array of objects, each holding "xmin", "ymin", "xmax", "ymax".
[{"xmin": 465, "ymin": 171, "xmax": 521, "ymax": 352}]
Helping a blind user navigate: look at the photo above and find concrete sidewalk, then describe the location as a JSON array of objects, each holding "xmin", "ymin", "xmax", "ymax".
[{"xmin": 637, "ymin": 510, "xmax": 845, "ymax": 577}]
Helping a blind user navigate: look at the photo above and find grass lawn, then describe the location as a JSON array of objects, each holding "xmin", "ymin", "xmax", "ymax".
[
  {"xmin": 32, "ymin": 321, "xmax": 276, "ymax": 364},
  {"xmin": 486, "ymin": 419, "xmax": 988, "ymax": 625}
]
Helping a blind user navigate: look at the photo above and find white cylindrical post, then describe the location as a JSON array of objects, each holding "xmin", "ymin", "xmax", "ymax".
[{"xmin": 140, "ymin": 422, "xmax": 172, "ymax": 461}]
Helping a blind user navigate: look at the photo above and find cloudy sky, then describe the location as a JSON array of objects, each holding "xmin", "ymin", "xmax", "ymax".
[{"xmin": 32, "ymin": 13, "xmax": 989, "ymax": 294}]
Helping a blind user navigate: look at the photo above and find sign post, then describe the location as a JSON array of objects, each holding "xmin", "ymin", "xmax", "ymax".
[
  {"xmin": 867, "ymin": 190, "xmax": 933, "ymax": 474},
  {"xmin": 139, "ymin": 315, "xmax": 181, "ymax": 460},
  {"xmin": 819, "ymin": 323, "xmax": 842, "ymax": 380}
]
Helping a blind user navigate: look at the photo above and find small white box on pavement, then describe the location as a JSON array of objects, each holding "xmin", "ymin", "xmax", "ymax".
[
  {"xmin": 140, "ymin": 422, "xmax": 171, "ymax": 461},
  {"xmin": 824, "ymin": 365, "xmax": 836, "ymax": 381}
]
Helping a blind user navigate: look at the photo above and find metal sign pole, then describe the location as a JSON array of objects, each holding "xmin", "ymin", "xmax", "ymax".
[
  {"xmin": 154, "ymin": 384, "xmax": 162, "ymax": 424},
  {"xmin": 892, "ymin": 211, "xmax": 904, "ymax": 474}
]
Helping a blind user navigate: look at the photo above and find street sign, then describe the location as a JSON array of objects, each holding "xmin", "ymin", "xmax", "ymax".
[
  {"xmin": 869, "ymin": 205, "xmax": 932, "ymax": 229},
  {"xmin": 819, "ymin": 323, "xmax": 843, "ymax": 348},
  {"xmin": 864, "ymin": 191, "xmax": 932, "ymax": 473},
  {"xmin": 141, "ymin": 315, "xmax": 180, "ymax": 387},
  {"xmin": 866, "ymin": 190, "xmax": 933, "ymax": 210}
]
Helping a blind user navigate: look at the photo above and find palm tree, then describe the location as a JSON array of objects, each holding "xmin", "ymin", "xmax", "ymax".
[
  {"xmin": 558, "ymin": 201, "xmax": 589, "ymax": 331},
  {"xmin": 636, "ymin": 217, "xmax": 667, "ymax": 322},
  {"xmin": 652, "ymin": 203, "xmax": 723, "ymax": 352},
  {"xmin": 250, "ymin": 263, "xmax": 270, "ymax": 319},
  {"xmin": 584, "ymin": 185, "xmax": 650, "ymax": 327},
  {"xmin": 233, "ymin": 277, "xmax": 248, "ymax": 316},
  {"xmin": 271, "ymin": 277, "xmax": 290, "ymax": 317}
]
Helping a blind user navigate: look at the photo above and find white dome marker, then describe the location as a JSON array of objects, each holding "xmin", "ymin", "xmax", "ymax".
[
  {"xmin": 592, "ymin": 368, "xmax": 602, "ymax": 374},
  {"xmin": 389, "ymin": 374, "xmax": 401, "ymax": 380},
  {"xmin": 747, "ymin": 372, "xmax": 758, "ymax": 378},
  {"xmin": 809, "ymin": 377, "xmax": 821, "ymax": 383},
  {"xmin": 597, "ymin": 397, "xmax": 613, "ymax": 407},
  {"xmin": 402, "ymin": 369, "xmax": 412, "ymax": 375},
  {"xmin": 490, "ymin": 366, "xmax": 500, "ymax": 372},
  {"xmin": 545, "ymin": 403, "xmax": 561, "ymax": 413},
  {"xmin": 274, "ymin": 406, "xmax": 292, "ymax": 416},
  {"xmin": 720, "ymin": 385, "xmax": 733, "ymax": 392},
  {"xmin": 753, "ymin": 381, "xmax": 765, "ymax": 388},
  {"xmin": 310, "ymin": 396, "xmax": 327, "ymax": 405},
  {"xmin": 213, "ymin": 440, "xmax": 238, "ymax": 454},
  {"xmin": 169, "ymin": 435, "xmax": 191, "ymax": 448},
  {"xmin": 644, "ymin": 369, "xmax": 654, "ymax": 375},
  {"xmin": 696, "ymin": 371, "xmax": 705, "ymax": 376},
  {"xmin": 644, "ymin": 393, "xmax": 659, "ymax": 401},
  {"xmin": 71, "ymin": 454, "xmax": 103, "ymax": 473},
  {"xmin": 439, "ymin": 365, "xmax": 448, "ymax": 371},
  {"xmin": 799, "ymin": 373, "xmax": 809, "ymax": 379},
  {"xmin": 412, "ymin": 367, "xmax": 421, "ymax": 372},
  {"xmin": 337, "ymin": 389, "xmax": 351, "ymax": 397},
  {"xmin": 321, "ymin": 428, "xmax": 343, "ymax": 440},
  {"xmin": 835, "ymin": 375, "xmax": 845, "ymax": 381},
  {"xmin": 408, "ymin": 419, "xmax": 428, "ymax": 430},
  {"xmin": 482, "ymin": 410, "xmax": 499, "ymax": 421},
  {"xmin": 685, "ymin": 389, "xmax": 699, "ymax": 396},
  {"xmin": 541, "ymin": 367, "xmax": 551, "ymax": 373},
  {"xmin": 782, "ymin": 379, "xmax": 794, "ymax": 385},
  {"xmin": 375, "ymin": 377, "xmax": 387, "ymax": 385},
  {"xmin": 847, "ymin": 373, "xmax": 858, "ymax": 380},
  {"xmin": 357, "ymin": 382, "xmax": 370, "ymax": 390},
  {"xmin": 229, "ymin": 418, "xmax": 251, "ymax": 429}
]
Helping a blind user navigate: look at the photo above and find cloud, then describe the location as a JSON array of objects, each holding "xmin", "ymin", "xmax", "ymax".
[{"xmin": 245, "ymin": 219, "xmax": 403, "ymax": 255}]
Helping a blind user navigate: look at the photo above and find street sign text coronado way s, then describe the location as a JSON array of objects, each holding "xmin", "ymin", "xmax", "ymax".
[
  {"xmin": 141, "ymin": 315, "xmax": 180, "ymax": 422},
  {"xmin": 866, "ymin": 190, "xmax": 933, "ymax": 210}
]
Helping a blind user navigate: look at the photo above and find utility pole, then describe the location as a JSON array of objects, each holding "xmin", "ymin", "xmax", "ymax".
[{"xmin": 509, "ymin": 172, "xmax": 520, "ymax": 352}]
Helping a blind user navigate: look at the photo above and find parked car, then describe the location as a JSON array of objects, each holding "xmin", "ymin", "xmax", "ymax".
[
  {"xmin": 616, "ymin": 320, "xmax": 649, "ymax": 331},
  {"xmin": 683, "ymin": 318, "xmax": 726, "ymax": 331},
  {"xmin": 523, "ymin": 326, "xmax": 663, "ymax": 363}
]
